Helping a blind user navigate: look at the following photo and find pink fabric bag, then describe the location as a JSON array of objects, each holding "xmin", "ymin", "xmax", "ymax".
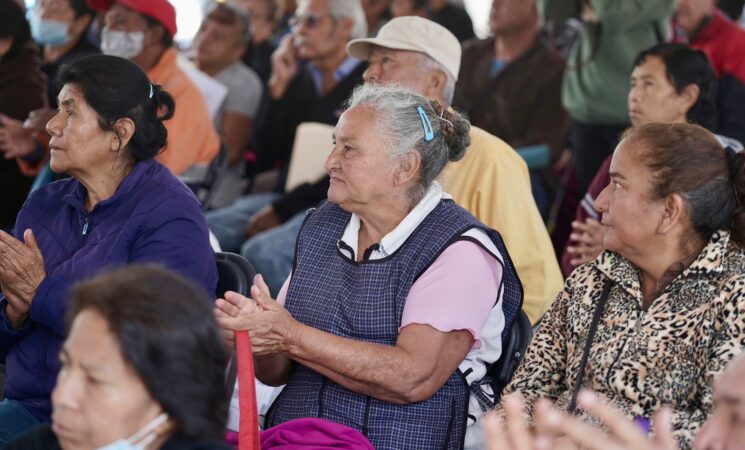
[
  {"xmin": 231, "ymin": 331, "xmax": 374, "ymax": 450},
  {"xmin": 260, "ymin": 418, "xmax": 375, "ymax": 450}
]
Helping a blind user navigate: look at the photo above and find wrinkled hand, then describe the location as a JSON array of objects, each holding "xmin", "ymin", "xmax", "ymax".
[
  {"xmin": 245, "ymin": 205, "xmax": 281, "ymax": 238},
  {"xmin": 0, "ymin": 229, "xmax": 45, "ymax": 328},
  {"xmin": 0, "ymin": 114, "xmax": 37, "ymax": 159},
  {"xmin": 214, "ymin": 290, "xmax": 258, "ymax": 351},
  {"xmin": 550, "ymin": 391, "xmax": 677, "ymax": 450},
  {"xmin": 566, "ymin": 219, "xmax": 607, "ymax": 267},
  {"xmin": 214, "ymin": 274, "xmax": 300, "ymax": 356},
  {"xmin": 268, "ymin": 35, "xmax": 300, "ymax": 100}
]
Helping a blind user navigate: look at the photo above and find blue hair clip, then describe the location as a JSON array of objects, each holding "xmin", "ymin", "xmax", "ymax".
[
  {"xmin": 149, "ymin": 84, "xmax": 154, "ymax": 99},
  {"xmin": 417, "ymin": 106, "xmax": 434, "ymax": 142}
]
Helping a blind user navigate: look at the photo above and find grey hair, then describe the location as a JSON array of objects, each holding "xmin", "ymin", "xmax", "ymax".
[
  {"xmin": 346, "ymin": 84, "xmax": 470, "ymax": 204},
  {"xmin": 415, "ymin": 53, "xmax": 457, "ymax": 105},
  {"xmin": 208, "ymin": 1, "xmax": 252, "ymax": 45},
  {"xmin": 298, "ymin": 0, "xmax": 367, "ymax": 40}
]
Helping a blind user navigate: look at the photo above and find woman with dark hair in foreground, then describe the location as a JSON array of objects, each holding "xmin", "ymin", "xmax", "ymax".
[{"xmin": 5, "ymin": 265, "xmax": 231, "ymax": 450}]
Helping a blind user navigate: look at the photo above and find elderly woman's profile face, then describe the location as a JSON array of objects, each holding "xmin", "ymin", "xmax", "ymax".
[
  {"xmin": 594, "ymin": 139, "xmax": 667, "ymax": 259},
  {"xmin": 51, "ymin": 310, "xmax": 165, "ymax": 450},
  {"xmin": 46, "ymin": 84, "xmax": 119, "ymax": 176},
  {"xmin": 325, "ymin": 106, "xmax": 399, "ymax": 212}
]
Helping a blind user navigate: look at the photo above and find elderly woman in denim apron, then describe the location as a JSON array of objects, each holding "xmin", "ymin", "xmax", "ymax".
[{"xmin": 215, "ymin": 84, "xmax": 523, "ymax": 450}]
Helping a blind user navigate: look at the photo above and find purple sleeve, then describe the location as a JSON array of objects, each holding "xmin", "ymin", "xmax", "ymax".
[
  {"xmin": 128, "ymin": 216, "xmax": 218, "ymax": 298},
  {"xmin": 400, "ymin": 240, "xmax": 502, "ymax": 349}
]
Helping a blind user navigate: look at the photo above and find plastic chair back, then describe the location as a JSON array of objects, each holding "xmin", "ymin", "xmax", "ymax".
[{"xmin": 284, "ymin": 123, "xmax": 334, "ymax": 192}]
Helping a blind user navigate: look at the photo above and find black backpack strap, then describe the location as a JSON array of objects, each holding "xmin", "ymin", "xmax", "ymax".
[{"xmin": 568, "ymin": 279, "xmax": 614, "ymax": 413}]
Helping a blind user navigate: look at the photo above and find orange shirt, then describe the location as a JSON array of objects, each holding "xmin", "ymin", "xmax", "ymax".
[{"xmin": 147, "ymin": 48, "xmax": 219, "ymax": 175}]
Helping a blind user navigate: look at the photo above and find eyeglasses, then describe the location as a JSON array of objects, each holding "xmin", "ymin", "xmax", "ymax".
[{"xmin": 289, "ymin": 12, "xmax": 334, "ymax": 29}]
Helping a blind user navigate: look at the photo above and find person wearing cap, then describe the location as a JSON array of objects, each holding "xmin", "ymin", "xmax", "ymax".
[
  {"xmin": 88, "ymin": 0, "xmax": 220, "ymax": 176},
  {"xmin": 216, "ymin": 83, "xmax": 523, "ymax": 450},
  {"xmin": 452, "ymin": 0, "xmax": 569, "ymax": 215},
  {"xmin": 348, "ymin": 16, "xmax": 561, "ymax": 325},
  {"xmin": 345, "ymin": 16, "xmax": 561, "ymax": 447}
]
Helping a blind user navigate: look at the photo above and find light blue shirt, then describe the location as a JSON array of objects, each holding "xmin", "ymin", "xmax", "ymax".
[{"xmin": 308, "ymin": 56, "xmax": 361, "ymax": 95}]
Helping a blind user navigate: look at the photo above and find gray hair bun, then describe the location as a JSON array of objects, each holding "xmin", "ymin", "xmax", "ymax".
[{"xmin": 429, "ymin": 99, "xmax": 470, "ymax": 162}]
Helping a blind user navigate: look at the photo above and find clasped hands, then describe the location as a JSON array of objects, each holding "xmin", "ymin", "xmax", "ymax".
[
  {"xmin": 0, "ymin": 229, "xmax": 45, "ymax": 329},
  {"xmin": 566, "ymin": 219, "xmax": 608, "ymax": 267},
  {"xmin": 214, "ymin": 274, "xmax": 300, "ymax": 356}
]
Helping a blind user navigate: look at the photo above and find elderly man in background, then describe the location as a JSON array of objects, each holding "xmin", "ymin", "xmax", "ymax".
[
  {"xmin": 206, "ymin": 0, "xmax": 367, "ymax": 293},
  {"xmin": 89, "ymin": 0, "xmax": 220, "ymax": 176},
  {"xmin": 453, "ymin": 0, "xmax": 569, "ymax": 216},
  {"xmin": 350, "ymin": 17, "xmax": 561, "ymax": 324},
  {"xmin": 192, "ymin": 2, "xmax": 263, "ymax": 207}
]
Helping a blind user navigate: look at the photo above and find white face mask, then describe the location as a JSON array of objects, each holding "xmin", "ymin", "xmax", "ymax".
[
  {"xmin": 101, "ymin": 28, "xmax": 145, "ymax": 59},
  {"xmin": 96, "ymin": 413, "xmax": 169, "ymax": 450}
]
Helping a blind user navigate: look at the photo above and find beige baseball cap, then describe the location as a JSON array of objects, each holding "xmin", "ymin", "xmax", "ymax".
[{"xmin": 347, "ymin": 16, "xmax": 461, "ymax": 80}]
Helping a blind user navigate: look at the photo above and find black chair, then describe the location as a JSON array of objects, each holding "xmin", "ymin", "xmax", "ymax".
[
  {"xmin": 182, "ymin": 141, "xmax": 229, "ymax": 212},
  {"xmin": 488, "ymin": 309, "xmax": 534, "ymax": 402},
  {"xmin": 216, "ymin": 252, "xmax": 257, "ymax": 404},
  {"xmin": 216, "ymin": 251, "xmax": 257, "ymax": 299}
]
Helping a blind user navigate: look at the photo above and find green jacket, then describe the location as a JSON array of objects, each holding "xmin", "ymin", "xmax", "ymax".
[{"xmin": 538, "ymin": 0, "xmax": 675, "ymax": 124}]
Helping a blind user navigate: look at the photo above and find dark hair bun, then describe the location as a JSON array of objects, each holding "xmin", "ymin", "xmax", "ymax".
[{"xmin": 150, "ymin": 84, "xmax": 175, "ymax": 122}]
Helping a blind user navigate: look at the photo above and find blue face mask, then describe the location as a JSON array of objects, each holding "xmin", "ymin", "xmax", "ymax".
[{"xmin": 30, "ymin": 15, "xmax": 71, "ymax": 46}]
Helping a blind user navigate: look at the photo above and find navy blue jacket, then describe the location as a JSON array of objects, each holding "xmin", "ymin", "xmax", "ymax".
[{"xmin": 0, "ymin": 160, "xmax": 217, "ymax": 421}]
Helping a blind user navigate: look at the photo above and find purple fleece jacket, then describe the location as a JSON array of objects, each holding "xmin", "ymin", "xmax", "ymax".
[{"xmin": 0, "ymin": 159, "xmax": 217, "ymax": 421}]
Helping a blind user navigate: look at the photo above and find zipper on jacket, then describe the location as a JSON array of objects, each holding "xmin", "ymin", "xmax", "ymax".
[{"xmin": 82, "ymin": 217, "xmax": 89, "ymax": 236}]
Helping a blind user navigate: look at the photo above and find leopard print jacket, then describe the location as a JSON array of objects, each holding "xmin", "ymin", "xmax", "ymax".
[{"xmin": 502, "ymin": 230, "xmax": 745, "ymax": 449}]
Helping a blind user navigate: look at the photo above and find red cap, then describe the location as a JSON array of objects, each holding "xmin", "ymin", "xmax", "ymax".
[{"xmin": 88, "ymin": 0, "xmax": 177, "ymax": 38}]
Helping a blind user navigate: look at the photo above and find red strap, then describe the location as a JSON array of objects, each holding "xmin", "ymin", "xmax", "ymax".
[{"xmin": 236, "ymin": 330, "xmax": 261, "ymax": 450}]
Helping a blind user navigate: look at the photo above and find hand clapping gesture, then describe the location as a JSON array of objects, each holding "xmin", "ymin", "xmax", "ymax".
[
  {"xmin": 0, "ymin": 229, "xmax": 45, "ymax": 329},
  {"xmin": 214, "ymin": 274, "xmax": 300, "ymax": 356}
]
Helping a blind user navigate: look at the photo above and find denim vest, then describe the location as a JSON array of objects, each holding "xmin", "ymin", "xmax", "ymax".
[{"xmin": 265, "ymin": 200, "xmax": 523, "ymax": 449}]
